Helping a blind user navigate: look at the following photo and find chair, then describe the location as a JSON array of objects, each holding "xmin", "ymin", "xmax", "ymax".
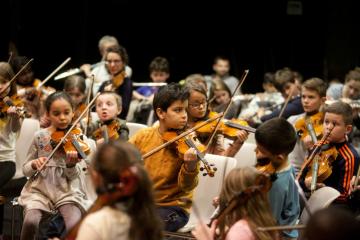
[
  {"xmin": 178, "ymin": 154, "xmax": 237, "ymax": 233},
  {"xmin": 233, "ymin": 142, "xmax": 256, "ymax": 168},
  {"xmin": 127, "ymin": 122, "xmax": 147, "ymax": 138},
  {"xmin": 299, "ymin": 186, "xmax": 340, "ymax": 224}
]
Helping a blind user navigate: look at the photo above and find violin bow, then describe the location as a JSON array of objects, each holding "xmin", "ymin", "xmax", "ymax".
[
  {"xmin": 278, "ymin": 83, "xmax": 296, "ymax": 118},
  {"xmin": 36, "ymin": 57, "xmax": 71, "ymax": 89},
  {"xmin": 30, "ymin": 92, "xmax": 101, "ymax": 181},
  {"xmin": 257, "ymin": 224, "xmax": 306, "ymax": 232},
  {"xmin": 84, "ymin": 74, "xmax": 95, "ymax": 136},
  {"xmin": 205, "ymin": 69, "xmax": 249, "ymax": 151},
  {"xmin": 0, "ymin": 58, "xmax": 34, "ymax": 96},
  {"xmin": 7, "ymin": 51, "xmax": 13, "ymax": 63},
  {"xmin": 142, "ymin": 113, "xmax": 224, "ymax": 159}
]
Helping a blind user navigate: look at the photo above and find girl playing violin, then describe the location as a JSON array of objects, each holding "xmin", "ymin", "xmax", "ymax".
[
  {"xmin": 186, "ymin": 82, "xmax": 248, "ymax": 157},
  {"xmin": 288, "ymin": 78, "xmax": 327, "ymax": 175},
  {"xmin": 98, "ymin": 46, "xmax": 132, "ymax": 119},
  {"xmin": 0, "ymin": 62, "xmax": 22, "ymax": 237},
  {"xmin": 18, "ymin": 92, "xmax": 95, "ymax": 240},
  {"xmin": 76, "ymin": 141, "xmax": 163, "ymax": 240},
  {"xmin": 192, "ymin": 166, "xmax": 278, "ymax": 240},
  {"xmin": 91, "ymin": 91, "xmax": 129, "ymax": 144}
]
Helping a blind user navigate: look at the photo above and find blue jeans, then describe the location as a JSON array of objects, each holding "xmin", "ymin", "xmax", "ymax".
[{"xmin": 157, "ymin": 206, "xmax": 189, "ymax": 232}]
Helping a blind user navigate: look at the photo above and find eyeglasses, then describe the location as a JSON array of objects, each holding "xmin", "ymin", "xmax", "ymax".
[
  {"xmin": 105, "ymin": 59, "xmax": 122, "ymax": 65},
  {"xmin": 188, "ymin": 102, "xmax": 207, "ymax": 109}
]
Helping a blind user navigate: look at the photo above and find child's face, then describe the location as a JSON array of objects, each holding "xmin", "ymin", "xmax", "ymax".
[
  {"xmin": 0, "ymin": 79, "xmax": 10, "ymax": 98},
  {"xmin": 213, "ymin": 59, "xmax": 230, "ymax": 77},
  {"xmin": 323, "ymin": 112, "xmax": 351, "ymax": 143},
  {"xmin": 96, "ymin": 94, "xmax": 121, "ymax": 122},
  {"xmin": 150, "ymin": 71, "xmax": 169, "ymax": 83},
  {"xmin": 255, "ymin": 143, "xmax": 284, "ymax": 169},
  {"xmin": 47, "ymin": 98, "xmax": 74, "ymax": 130},
  {"xmin": 343, "ymin": 79, "xmax": 360, "ymax": 100},
  {"xmin": 282, "ymin": 82, "xmax": 300, "ymax": 99},
  {"xmin": 301, "ymin": 88, "xmax": 325, "ymax": 113},
  {"xmin": 188, "ymin": 90, "xmax": 207, "ymax": 119},
  {"xmin": 157, "ymin": 100, "xmax": 188, "ymax": 130},
  {"xmin": 105, "ymin": 52, "xmax": 124, "ymax": 76},
  {"xmin": 17, "ymin": 69, "xmax": 34, "ymax": 86},
  {"xmin": 214, "ymin": 90, "xmax": 230, "ymax": 105},
  {"xmin": 66, "ymin": 87, "xmax": 85, "ymax": 107}
]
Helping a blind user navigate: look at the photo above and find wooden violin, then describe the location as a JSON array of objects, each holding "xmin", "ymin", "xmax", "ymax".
[
  {"xmin": 162, "ymin": 131, "xmax": 217, "ymax": 177},
  {"xmin": 112, "ymin": 70, "xmax": 126, "ymax": 89},
  {"xmin": 294, "ymin": 112, "xmax": 323, "ymax": 141},
  {"xmin": 51, "ymin": 128, "xmax": 90, "ymax": 160},
  {"xmin": 92, "ymin": 119, "xmax": 121, "ymax": 142},
  {"xmin": 0, "ymin": 95, "xmax": 31, "ymax": 118}
]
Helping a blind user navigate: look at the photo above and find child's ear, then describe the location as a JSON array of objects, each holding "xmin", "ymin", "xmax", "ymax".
[
  {"xmin": 345, "ymin": 124, "xmax": 353, "ymax": 135},
  {"xmin": 156, "ymin": 107, "xmax": 165, "ymax": 120},
  {"xmin": 117, "ymin": 106, "xmax": 122, "ymax": 115},
  {"xmin": 321, "ymin": 96, "xmax": 327, "ymax": 104}
]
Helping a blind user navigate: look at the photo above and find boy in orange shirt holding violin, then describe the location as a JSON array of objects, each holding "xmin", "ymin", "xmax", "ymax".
[
  {"xmin": 129, "ymin": 83, "xmax": 199, "ymax": 232},
  {"xmin": 298, "ymin": 101, "xmax": 360, "ymax": 207},
  {"xmin": 288, "ymin": 78, "xmax": 327, "ymax": 175}
]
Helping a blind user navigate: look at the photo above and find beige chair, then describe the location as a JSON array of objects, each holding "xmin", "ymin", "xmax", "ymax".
[
  {"xmin": 299, "ymin": 186, "xmax": 340, "ymax": 224},
  {"xmin": 127, "ymin": 122, "xmax": 147, "ymax": 138},
  {"xmin": 14, "ymin": 118, "xmax": 40, "ymax": 179},
  {"xmin": 178, "ymin": 154, "xmax": 237, "ymax": 233},
  {"xmin": 234, "ymin": 142, "xmax": 256, "ymax": 167}
]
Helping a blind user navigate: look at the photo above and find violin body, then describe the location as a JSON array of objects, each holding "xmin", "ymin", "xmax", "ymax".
[
  {"xmin": 51, "ymin": 128, "xmax": 90, "ymax": 158},
  {"xmin": 93, "ymin": 120, "xmax": 120, "ymax": 141},
  {"xmin": 112, "ymin": 70, "xmax": 126, "ymax": 89},
  {"xmin": 0, "ymin": 94, "xmax": 31, "ymax": 118},
  {"xmin": 294, "ymin": 112, "xmax": 323, "ymax": 141}
]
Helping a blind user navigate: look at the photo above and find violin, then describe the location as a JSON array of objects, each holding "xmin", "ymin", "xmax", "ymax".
[
  {"xmin": 162, "ymin": 130, "xmax": 217, "ymax": 177},
  {"xmin": 0, "ymin": 95, "xmax": 31, "ymax": 118},
  {"xmin": 73, "ymin": 103, "xmax": 86, "ymax": 122},
  {"xmin": 195, "ymin": 111, "xmax": 255, "ymax": 140},
  {"xmin": 294, "ymin": 112, "xmax": 323, "ymax": 141},
  {"xmin": 93, "ymin": 120, "xmax": 120, "ymax": 141},
  {"xmin": 112, "ymin": 70, "xmax": 126, "ymax": 89},
  {"xmin": 51, "ymin": 128, "xmax": 91, "ymax": 160}
]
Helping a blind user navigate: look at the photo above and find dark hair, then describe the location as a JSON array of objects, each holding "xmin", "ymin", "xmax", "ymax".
[
  {"xmin": 304, "ymin": 207, "xmax": 360, "ymax": 240},
  {"xmin": 324, "ymin": 101, "xmax": 353, "ymax": 125},
  {"xmin": 93, "ymin": 141, "xmax": 163, "ymax": 240},
  {"xmin": 302, "ymin": 77, "xmax": 327, "ymax": 97},
  {"xmin": 0, "ymin": 62, "xmax": 16, "ymax": 96},
  {"xmin": 64, "ymin": 75, "xmax": 86, "ymax": 94},
  {"xmin": 273, "ymin": 67, "xmax": 295, "ymax": 93},
  {"xmin": 185, "ymin": 82, "xmax": 207, "ymax": 100},
  {"xmin": 153, "ymin": 83, "xmax": 189, "ymax": 117},
  {"xmin": 255, "ymin": 118, "xmax": 296, "ymax": 155},
  {"xmin": 345, "ymin": 67, "xmax": 360, "ymax": 83},
  {"xmin": 149, "ymin": 56, "xmax": 170, "ymax": 74},
  {"xmin": 45, "ymin": 91, "xmax": 74, "ymax": 112},
  {"xmin": 105, "ymin": 45, "xmax": 129, "ymax": 65}
]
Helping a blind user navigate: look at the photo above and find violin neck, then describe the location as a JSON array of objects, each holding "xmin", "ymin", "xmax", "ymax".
[{"xmin": 224, "ymin": 121, "xmax": 256, "ymax": 133}]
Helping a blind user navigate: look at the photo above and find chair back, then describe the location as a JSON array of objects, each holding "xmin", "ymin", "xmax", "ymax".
[
  {"xmin": 234, "ymin": 142, "xmax": 256, "ymax": 167},
  {"xmin": 127, "ymin": 122, "xmax": 148, "ymax": 138}
]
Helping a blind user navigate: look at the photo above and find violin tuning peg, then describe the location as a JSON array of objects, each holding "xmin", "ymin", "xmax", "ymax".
[
  {"xmin": 200, "ymin": 167, "xmax": 204, "ymax": 171},
  {"xmin": 213, "ymin": 167, "xmax": 217, "ymax": 171},
  {"xmin": 203, "ymin": 173, "xmax": 207, "ymax": 176},
  {"xmin": 210, "ymin": 163, "xmax": 214, "ymax": 166}
]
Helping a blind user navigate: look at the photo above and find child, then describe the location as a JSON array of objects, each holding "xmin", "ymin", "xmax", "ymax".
[
  {"xmin": 130, "ymin": 56, "xmax": 170, "ymax": 124},
  {"xmin": 209, "ymin": 77, "xmax": 240, "ymax": 119},
  {"xmin": 261, "ymin": 67, "xmax": 304, "ymax": 122},
  {"xmin": 255, "ymin": 118, "xmax": 300, "ymax": 239},
  {"xmin": 192, "ymin": 166, "xmax": 278, "ymax": 240},
  {"xmin": 298, "ymin": 101, "xmax": 360, "ymax": 206},
  {"xmin": 91, "ymin": 91, "xmax": 129, "ymax": 144},
  {"xmin": 0, "ymin": 62, "xmax": 21, "ymax": 237},
  {"xmin": 186, "ymin": 82, "xmax": 248, "ymax": 157},
  {"xmin": 76, "ymin": 140, "xmax": 163, "ymax": 240},
  {"xmin": 129, "ymin": 83, "xmax": 198, "ymax": 232},
  {"xmin": 18, "ymin": 91, "xmax": 95, "ymax": 240},
  {"xmin": 288, "ymin": 78, "xmax": 327, "ymax": 175}
]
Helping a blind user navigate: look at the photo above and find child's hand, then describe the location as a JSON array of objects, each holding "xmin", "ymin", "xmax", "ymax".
[
  {"xmin": 192, "ymin": 220, "xmax": 217, "ymax": 240},
  {"xmin": 212, "ymin": 196, "xmax": 219, "ymax": 208},
  {"xmin": 233, "ymin": 130, "xmax": 248, "ymax": 145},
  {"xmin": 6, "ymin": 106, "xmax": 20, "ymax": 118},
  {"xmin": 31, "ymin": 157, "xmax": 47, "ymax": 170},
  {"xmin": 184, "ymin": 147, "xmax": 198, "ymax": 172},
  {"xmin": 349, "ymin": 176, "xmax": 360, "ymax": 194},
  {"xmin": 65, "ymin": 150, "xmax": 80, "ymax": 167},
  {"xmin": 96, "ymin": 138, "xmax": 104, "ymax": 145},
  {"xmin": 302, "ymin": 135, "xmax": 314, "ymax": 150},
  {"xmin": 305, "ymin": 177, "xmax": 325, "ymax": 190},
  {"xmin": 40, "ymin": 115, "xmax": 51, "ymax": 128}
]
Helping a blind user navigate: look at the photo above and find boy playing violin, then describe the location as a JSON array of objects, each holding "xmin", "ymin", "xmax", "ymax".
[
  {"xmin": 255, "ymin": 118, "xmax": 300, "ymax": 240},
  {"xmin": 298, "ymin": 101, "xmax": 360, "ymax": 207},
  {"xmin": 288, "ymin": 78, "xmax": 327, "ymax": 175},
  {"xmin": 91, "ymin": 91, "xmax": 129, "ymax": 144},
  {"xmin": 129, "ymin": 83, "xmax": 199, "ymax": 232}
]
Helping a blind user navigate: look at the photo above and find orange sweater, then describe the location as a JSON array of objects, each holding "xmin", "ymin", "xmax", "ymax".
[{"xmin": 129, "ymin": 126, "xmax": 199, "ymax": 213}]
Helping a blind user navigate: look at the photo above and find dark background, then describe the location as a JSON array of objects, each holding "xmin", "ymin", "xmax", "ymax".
[{"xmin": 2, "ymin": 0, "xmax": 360, "ymax": 93}]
